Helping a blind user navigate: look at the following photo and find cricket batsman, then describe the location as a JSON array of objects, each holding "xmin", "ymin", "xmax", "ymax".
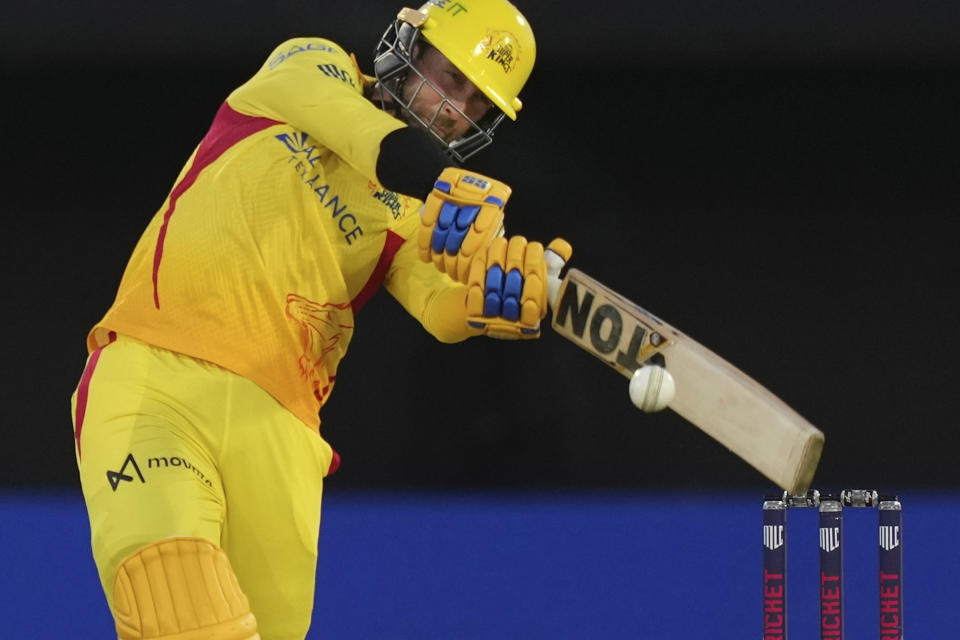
[{"xmin": 70, "ymin": 1, "xmax": 570, "ymax": 638}]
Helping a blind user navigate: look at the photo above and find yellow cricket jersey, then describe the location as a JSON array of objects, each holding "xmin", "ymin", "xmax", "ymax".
[{"xmin": 89, "ymin": 38, "xmax": 473, "ymax": 430}]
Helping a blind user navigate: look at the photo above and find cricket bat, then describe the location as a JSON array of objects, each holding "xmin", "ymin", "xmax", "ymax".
[{"xmin": 544, "ymin": 251, "xmax": 824, "ymax": 493}]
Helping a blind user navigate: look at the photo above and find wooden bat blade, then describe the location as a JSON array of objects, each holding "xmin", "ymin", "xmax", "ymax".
[
  {"xmin": 550, "ymin": 268, "xmax": 824, "ymax": 493},
  {"xmin": 663, "ymin": 335, "xmax": 824, "ymax": 493}
]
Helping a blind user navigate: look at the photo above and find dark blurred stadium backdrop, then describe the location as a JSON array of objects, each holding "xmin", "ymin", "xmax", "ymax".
[
  {"xmin": 2, "ymin": 3, "xmax": 959, "ymax": 635},
  {"xmin": 3, "ymin": 0, "xmax": 957, "ymax": 490}
]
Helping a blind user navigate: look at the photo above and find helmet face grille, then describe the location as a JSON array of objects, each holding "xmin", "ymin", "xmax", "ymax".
[{"xmin": 372, "ymin": 18, "xmax": 505, "ymax": 163}]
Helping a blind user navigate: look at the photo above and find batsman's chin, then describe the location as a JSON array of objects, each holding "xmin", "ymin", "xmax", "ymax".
[{"xmin": 429, "ymin": 125, "xmax": 461, "ymax": 144}]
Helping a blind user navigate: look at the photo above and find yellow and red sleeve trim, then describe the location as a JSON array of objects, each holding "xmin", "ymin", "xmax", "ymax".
[{"xmin": 350, "ymin": 230, "xmax": 405, "ymax": 313}]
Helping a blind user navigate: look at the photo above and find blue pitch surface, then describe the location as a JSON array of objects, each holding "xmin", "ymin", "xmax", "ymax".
[{"xmin": 1, "ymin": 489, "xmax": 956, "ymax": 638}]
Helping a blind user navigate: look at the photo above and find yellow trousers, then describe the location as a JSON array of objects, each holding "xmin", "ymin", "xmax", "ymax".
[{"xmin": 71, "ymin": 334, "xmax": 335, "ymax": 639}]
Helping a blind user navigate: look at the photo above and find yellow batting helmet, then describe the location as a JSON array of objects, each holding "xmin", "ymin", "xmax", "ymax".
[
  {"xmin": 417, "ymin": 0, "xmax": 535, "ymax": 120},
  {"xmin": 373, "ymin": 0, "xmax": 536, "ymax": 161}
]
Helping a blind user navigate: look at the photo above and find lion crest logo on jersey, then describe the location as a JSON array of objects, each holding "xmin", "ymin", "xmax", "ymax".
[
  {"xmin": 285, "ymin": 294, "xmax": 354, "ymax": 405},
  {"xmin": 479, "ymin": 30, "xmax": 521, "ymax": 74}
]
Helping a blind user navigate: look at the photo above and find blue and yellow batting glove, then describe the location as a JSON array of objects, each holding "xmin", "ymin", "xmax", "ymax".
[
  {"xmin": 419, "ymin": 167, "xmax": 510, "ymax": 284},
  {"xmin": 466, "ymin": 237, "xmax": 573, "ymax": 340}
]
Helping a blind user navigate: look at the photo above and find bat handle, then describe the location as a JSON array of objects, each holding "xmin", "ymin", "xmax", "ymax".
[{"xmin": 544, "ymin": 247, "xmax": 567, "ymax": 311}]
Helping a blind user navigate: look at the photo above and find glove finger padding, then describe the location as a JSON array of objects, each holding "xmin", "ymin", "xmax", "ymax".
[
  {"xmin": 466, "ymin": 236, "xmax": 548, "ymax": 340},
  {"xmin": 520, "ymin": 240, "xmax": 545, "ymax": 326},
  {"xmin": 419, "ymin": 167, "xmax": 510, "ymax": 284}
]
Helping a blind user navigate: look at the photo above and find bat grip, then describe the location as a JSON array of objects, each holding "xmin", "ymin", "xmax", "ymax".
[{"xmin": 544, "ymin": 248, "xmax": 567, "ymax": 310}]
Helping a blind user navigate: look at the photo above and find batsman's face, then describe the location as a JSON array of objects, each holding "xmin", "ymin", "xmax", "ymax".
[{"xmin": 403, "ymin": 45, "xmax": 493, "ymax": 143}]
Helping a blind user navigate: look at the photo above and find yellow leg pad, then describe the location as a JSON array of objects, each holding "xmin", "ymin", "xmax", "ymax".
[{"xmin": 113, "ymin": 537, "xmax": 260, "ymax": 640}]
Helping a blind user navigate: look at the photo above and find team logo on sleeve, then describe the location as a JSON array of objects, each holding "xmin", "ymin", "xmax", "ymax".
[{"xmin": 367, "ymin": 181, "xmax": 410, "ymax": 220}]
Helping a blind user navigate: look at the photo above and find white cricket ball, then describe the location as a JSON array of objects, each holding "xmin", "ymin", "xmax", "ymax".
[{"xmin": 629, "ymin": 365, "xmax": 676, "ymax": 412}]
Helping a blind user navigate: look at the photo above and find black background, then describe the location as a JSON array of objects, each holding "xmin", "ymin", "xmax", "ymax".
[{"xmin": 2, "ymin": 1, "xmax": 958, "ymax": 492}]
